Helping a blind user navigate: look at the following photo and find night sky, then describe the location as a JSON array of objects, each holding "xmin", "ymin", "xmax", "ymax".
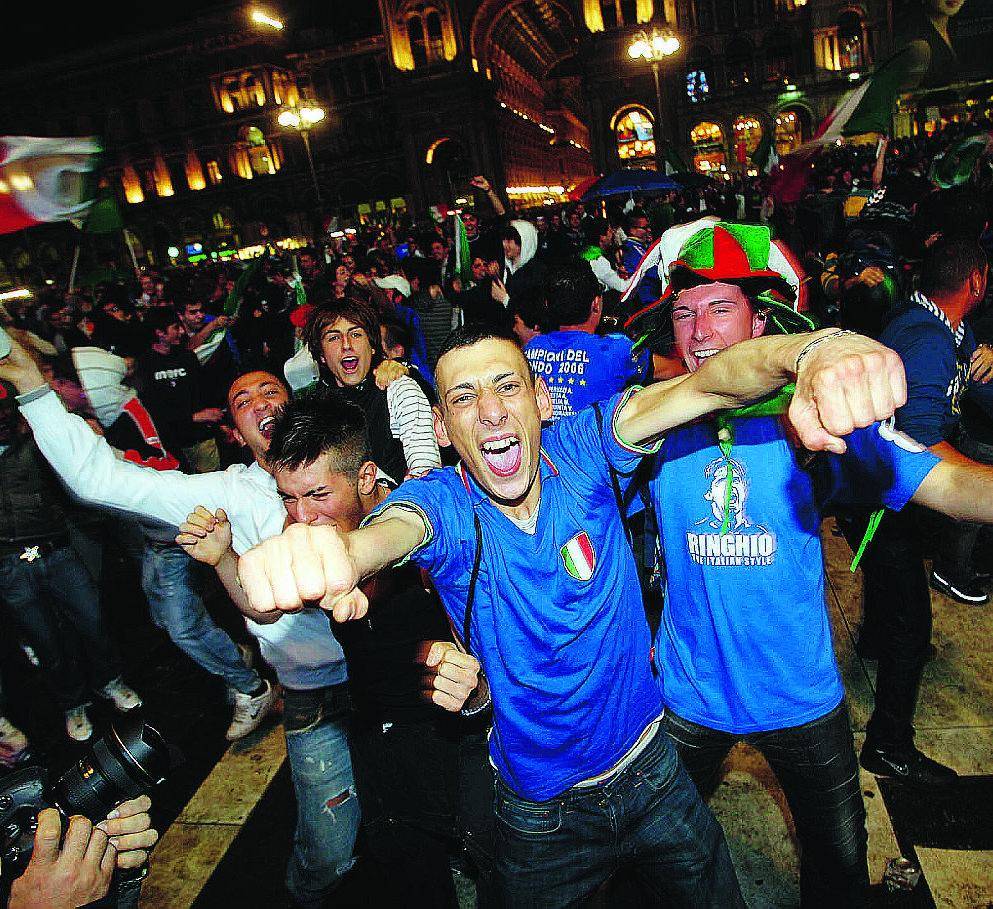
[{"xmin": 5, "ymin": 1, "xmax": 385, "ymax": 67}]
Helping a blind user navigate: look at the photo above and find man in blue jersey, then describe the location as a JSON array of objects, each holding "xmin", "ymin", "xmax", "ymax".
[
  {"xmin": 236, "ymin": 320, "xmax": 908, "ymax": 907},
  {"xmin": 853, "ymin": 236, "xmax": 993, "ymax": 786},
  {"xmin": 630, "ymin": 221, "xmax": 993, "ymax": 908},
  {"xmin": 524, "ymin": 262, "xmax": 651, "ymax": 420},
  {"xmin": 622, "ymin": 209, "xmax": 661, "ymax": 310}
]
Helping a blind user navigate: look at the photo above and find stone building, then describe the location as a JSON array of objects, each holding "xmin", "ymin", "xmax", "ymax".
[{"xmin": 0, "ymin": 0, "xmax": 989, "ymax": 283}]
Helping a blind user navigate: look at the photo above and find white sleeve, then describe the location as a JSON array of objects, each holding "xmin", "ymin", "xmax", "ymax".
[
  {"xmin": 20, "ymin": 389, "xmax": 241, "ymax": 530},
  {"xmin": 590, "ymin": 257, "xmax": 628, "ymax": 293},
  {"xmin": 386, "ymin": 377, "xmax": 442, "ymax": 476}
]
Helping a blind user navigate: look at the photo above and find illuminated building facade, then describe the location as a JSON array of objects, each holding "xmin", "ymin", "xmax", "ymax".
[{"xmin": 0, "ymin": 0, "xmax": 989, "ymax": 282}]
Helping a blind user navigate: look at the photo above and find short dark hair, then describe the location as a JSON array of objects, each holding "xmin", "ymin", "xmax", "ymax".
[
  {"xmin": 919, "ymin": 238, "xmax": 987, "ymax": 298},
  {"xmin": 381, "ymin": 315, "xmax": 412, "ymax": 357},
  {"xmin": 624, "ymin": 208, "xmax": 649, "ymax": 231},
  {"xmin": 144, "ymin": 306, "xmax": 180, "ymax": 340},
  {"xmin": 265, "ymin": 395, "xmax": 371, "ymax": 478},
  {"xmin": 304, "ymin": 298, "xmax": 382, "ymax": 368},
  {"xmin": 582, "ymin": 217, "xmax": 610, "ymax": 247},
  {"xmin": 226, "ymin": 369, "xmax": 289, "ymax": 400},
  {"xmin": 500, "ymin": 225, "xmax": 522, "ymax": 247},
  {"xmin": 546, "ymin": 261, "xmax": 601, "ymax": 327},
  {"xmin": 435, "ymin": 325, "xmax": 533, "ymax": 389}
]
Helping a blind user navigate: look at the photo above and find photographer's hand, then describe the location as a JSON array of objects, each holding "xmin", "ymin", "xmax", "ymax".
[
  {"xmin": 97, "ymin": 795, "xmax": 158, "ymax": 870},
  {"xmin": 9, "ymin": 809, "xmax": 115, "ymax": 909}
]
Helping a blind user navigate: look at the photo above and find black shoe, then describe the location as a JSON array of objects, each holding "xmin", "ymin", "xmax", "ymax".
[
  {"xmin": 930, "ymin": 569, "xmax": 989, "ymax": 605},
  {"xmin": 860, "ymin": 742, "xmax": 958, "ymax": 785}
]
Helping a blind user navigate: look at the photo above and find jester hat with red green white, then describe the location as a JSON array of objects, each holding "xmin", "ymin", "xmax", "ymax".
[{"xmin": 623, "ymin": 219, "xmax": 808, "ymax": 345}]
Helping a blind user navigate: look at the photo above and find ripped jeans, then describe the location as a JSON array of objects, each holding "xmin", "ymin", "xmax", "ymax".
[{"xmin": 283, "ymin": 684, "xmax": 360, "ymax": 908}]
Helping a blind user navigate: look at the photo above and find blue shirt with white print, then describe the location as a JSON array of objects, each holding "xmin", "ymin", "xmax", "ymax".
[
  {"xmin": 651, "ymin": 415, "xmax": 940, "ymax": 734},
  {"xmin": 367, "ymin": 390, "xmax": 662, "ymax": 801},
  {"xmin": 524, "ymin": 331, "xmax": 651, "ymax": 421}
]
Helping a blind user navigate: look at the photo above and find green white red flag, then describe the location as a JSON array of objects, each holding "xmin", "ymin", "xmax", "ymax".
[
  {"xmin": 770, "ymin": 45, "xmax": 923, "ymax": 203},
  {"xmin": 0, "ymin": 136, "xmax": 102, "ymax": 235},
  {"xmin": 453, "ymin": 212, "xmax": 472, "ymax": 283}
]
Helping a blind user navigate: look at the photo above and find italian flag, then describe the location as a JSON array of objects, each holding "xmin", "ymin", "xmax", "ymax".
[
  {"xmin": 453, "ymin": 212, "xmax": 472, "ymax": 283},
  {"xmin": 0, "ymin": 136, "xmax": 102, "ymax": 235},
  {"xmin": 561, "ymin": 532, "xmax": 596, "ymax": 582},
  {"xmin": 770, "ymin": 45, "xmax": 923, "ymax": 203}
]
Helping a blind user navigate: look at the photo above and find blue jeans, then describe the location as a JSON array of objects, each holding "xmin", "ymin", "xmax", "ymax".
[
  {"xmin": 140, "ymin": 541, "xmax": 259, "ymax": 694},
  {"xmin": 493, "ymin": 724, "xmax": 743, "ymax": 908},
  {"xmin": 283, "ymin": 685, "xmax": 360, "ymax": 908},
  {"xmin": 662, "ymin": 701, "xmax": 869, "ymax": 908},
  {"xmin": 0, "ymin": 544, "xmax": 121, "ymax": 709}
]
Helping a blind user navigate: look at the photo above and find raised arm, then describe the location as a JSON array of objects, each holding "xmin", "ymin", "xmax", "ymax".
[
  {"xmin": 237, "ymin": 508, "xmax": 427, "ymax": 620},
  {"xmin": 614, "ymin": 329, "xmax": 906, "ymax": 455},
  {"xmin": 0, "ymin": 335, "xmax": 248, "ymax": 534}
]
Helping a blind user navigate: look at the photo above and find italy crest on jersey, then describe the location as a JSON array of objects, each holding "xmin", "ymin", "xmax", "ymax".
[{"xmin": 561, "ymin": 531, "xmax": 596, "ymax": 581}]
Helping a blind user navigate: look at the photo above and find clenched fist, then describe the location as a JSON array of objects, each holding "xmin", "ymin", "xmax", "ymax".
[{"xmin": 238, "ymin": 523, "xmax": 368, "ymax": 622}]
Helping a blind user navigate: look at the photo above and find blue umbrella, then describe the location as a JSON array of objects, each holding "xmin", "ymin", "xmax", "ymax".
[{"xmin": 580, "ymin": 168, "xmax": 682, "ymax": 200}]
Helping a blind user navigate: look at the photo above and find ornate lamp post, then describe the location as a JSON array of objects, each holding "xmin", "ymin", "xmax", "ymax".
[
  {"xmin": 277, "ymin": 103, "xmax": 326, "ymax": 204},
  {"xmin": 627, "ymin": 28, "xmax": 681, "ymax": 172}
]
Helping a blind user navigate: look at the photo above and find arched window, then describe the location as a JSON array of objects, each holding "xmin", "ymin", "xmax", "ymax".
[
  {"xmin": 731, "ymin": 115, "xmax": 763, "ymax": 163},
  {"xmin": 774, "ymin": 106, "xmax": 810, "ymax": 155},
  {"xmin": 690, "ymin": 122, "xmax": 726, "ymax": 173},
  {"xmin": 238, "ymin": 126, "xmax": 281, "ymax": 177},
  {"xmin": 408, "ymin": 14, "xmax": 429, "ymax": 67},
  {"xmin": 613, "ymin": 106, "xmax": 656, "ymax": 162},
  {"xmin": 400, "ymin": 4, "xmax": 454, "ymax": 69},
  {"xmin": 425, "ymin": 12, "xmax": 444, "ymax": 60},
  {"xmin": 837, "ymin": 11, "xmax": 865, "ymax": 70}
]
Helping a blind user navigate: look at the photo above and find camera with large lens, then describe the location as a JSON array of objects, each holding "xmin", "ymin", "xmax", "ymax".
[{"xmin": 0, "ymin": 718, "xmax": 172, "ymax": 880}]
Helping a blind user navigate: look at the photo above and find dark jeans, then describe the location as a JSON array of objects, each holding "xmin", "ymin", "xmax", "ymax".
[
  {"xmin": 845, "ymin": 506, "xmax": 932, "ymax": 750},
  {"xmin": 662, "ymin": 702, "xmax": 869, "ymax": 909},
  {"xmin": 0, "ymin": 544, "xmax": 121, "ymax": 709},
  {"xmin": 349, "ymin": 712, "xmax": 496, "ymax": 908},
  {"xmin": 493, "ymin": 724, "xmax": 743, "ymax": 908}
]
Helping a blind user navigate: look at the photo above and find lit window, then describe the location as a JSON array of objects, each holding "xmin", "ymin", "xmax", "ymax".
[
  {"xmin": 690, "ymin": 122, "xmax": 726, "ymax": 173},
  {"xmin": 614, "ymin": 107, "xmax": 655, "ymax": 161},
  {"xmin": 687, "ymin": 70, "xmax": 710, "ymax": 103},
  {"xmin": 206, "ymin": 161, "xmax": 222, "ymax": 185}
]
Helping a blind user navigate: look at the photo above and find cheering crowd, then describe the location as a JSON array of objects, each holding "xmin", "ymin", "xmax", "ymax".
[{"xmin": 0, "ymin": 119, "xmax": 991, "ymax": 907}]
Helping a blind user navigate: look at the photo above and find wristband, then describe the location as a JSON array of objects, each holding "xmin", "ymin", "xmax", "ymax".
[{"xmin": 794, "ymin": 329, "xmax": 857, "ymax": 375}]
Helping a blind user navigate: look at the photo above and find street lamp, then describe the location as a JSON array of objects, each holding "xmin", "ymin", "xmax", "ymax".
[
  {"xmin": 277, "ymin": 103, "xmax": 326, "ymax": 204},
  {"xmin": 250, "ymin": 8, "xmax": 284, "ymax": 30},
  {"xmin": 627, "ymin": 27, "xmax": 681, "ymax": 173}
]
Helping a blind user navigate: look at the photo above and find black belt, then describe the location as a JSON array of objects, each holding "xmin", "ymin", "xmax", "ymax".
[{"xmin": 0, "ymin": 535, "xmax": 69, "ymax": 561}]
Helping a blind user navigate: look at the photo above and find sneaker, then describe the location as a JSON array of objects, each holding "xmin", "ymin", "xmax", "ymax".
[
  {"xmin": 65, "ymin": 705, "xmax": 93, "ymax": 742},
  {"xmin": 226, "ymin": 680, "xmax": 276, "ymax": 741},
  {"xmin": 0, "ymin": 716, "xmax": 30, "ymax": 766},
  {"xmin": 98, "ymin": 677, "xmax": 143, "ymax": 712},
  {"xmin": 860, "ymin": 742, "xmax": 958, "ymax": 785},
  {"xmin": 930, "ymin": 569, "xmax": 989, "ymax": 605}
]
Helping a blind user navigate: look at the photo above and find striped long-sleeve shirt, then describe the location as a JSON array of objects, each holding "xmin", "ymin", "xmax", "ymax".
[{"xmin": 386, "ymin": 376, "xmax": 442, "ymax": 477}]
